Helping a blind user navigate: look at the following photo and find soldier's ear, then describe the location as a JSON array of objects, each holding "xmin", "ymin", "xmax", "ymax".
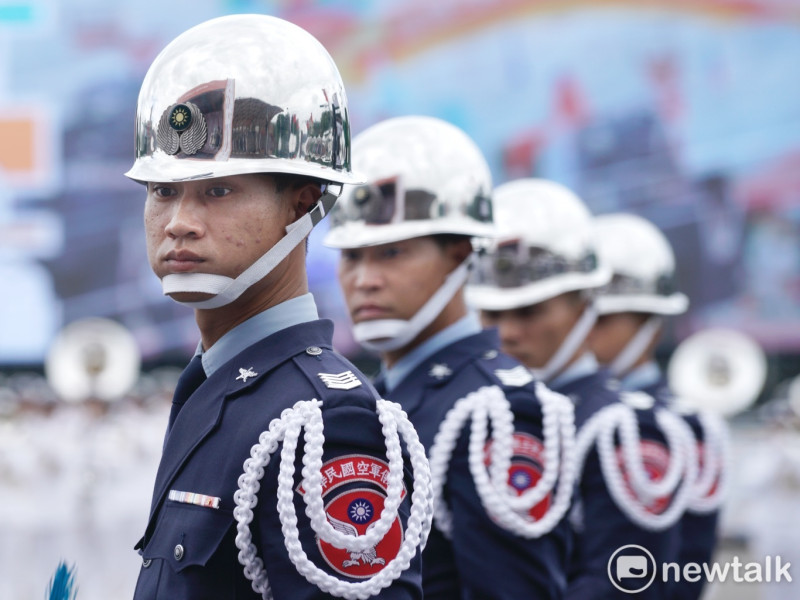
[
  {"xmin": 291, "ymin": 183, "xmax": 322, "ymax": 221},
  {"xmin": 446, "ymin": 237, "xmax": 473, "ymax": 265}
]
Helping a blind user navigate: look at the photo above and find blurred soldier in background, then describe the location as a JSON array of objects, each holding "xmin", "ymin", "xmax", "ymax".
[
  {"xmin": 326, "ymin": 116, "xmax": 575, "ymax": 599},
  {"xmin": 467, "ymin": 179, "xmax": 696, "ymax": 599},
  {"xmin": 589, "ymin": 214, "xmax": 723, "ymax": 600},
  {"xmin": 125, "ymin": 14, "xmax": 430, "ymax": 599}
]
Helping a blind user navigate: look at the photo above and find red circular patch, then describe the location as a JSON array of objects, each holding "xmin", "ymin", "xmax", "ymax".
[
  {"xmin": 318, "ymin": 487, "xmax": 404, "ymax": 579},
  {"xmin": 485, "ymin": 432, "xmax": 551, "ymax": 520},
  {"xmin": 296, "ymin": 455, "xmax": 405, "ymax": 580},
  {"xmin": 616, "ymin": 440, "xmax": 671, "ymax": 514}
]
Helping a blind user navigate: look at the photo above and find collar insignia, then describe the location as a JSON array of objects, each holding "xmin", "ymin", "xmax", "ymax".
[
  {"xmin": 236, "ymin": 367, "xmax": 258, "ymax": 383},
  {"xmin": 428, "ymin": 363, "xmax": 452, "ymax": 380}
]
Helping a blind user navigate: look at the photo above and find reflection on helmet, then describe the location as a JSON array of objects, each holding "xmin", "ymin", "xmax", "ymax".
[
  {"xmin": 593, "ymin": 213, "xmax": 688, "ymax": 316},
  {"xmin": 125, "ymin": 14, "xmax": 358, "ymax": 185},
  {"xmin": 324, "ymin": 115, "xmax": 494, "ymax": 248},
  {"xmin": 467, "ymin": 178, "xmax": 610, "ymax": 311}
]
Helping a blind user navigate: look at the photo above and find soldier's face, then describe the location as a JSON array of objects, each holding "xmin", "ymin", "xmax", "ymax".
[
  {"xmin": 588, "ymin": 312, "xmax": 650, "ymax": 365},
  {"xmin": 143, "ymin": 174, "xmax": 292, "ymax": 303},
  {"xmin": 480, "ymin": 293, "xmax": 586, "ymax": 369},
  {"xmin": 337, "ymin": 237, "xmax": 461, "ymax": 326}
]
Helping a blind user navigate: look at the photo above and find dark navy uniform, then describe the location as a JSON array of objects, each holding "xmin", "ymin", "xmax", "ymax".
[
  {"xmin": 133, "ymin": 319, "xmax": 422, "ymax": 599},
  {"xmin": 626, "ymin": 365, "xmax": 719, "ymax": 600},
  {"xmin": 555, "ymin": 362, "xmax": 682, "ymax": 600},
  {"xmin": 375, "ymin": 326, "xmax": 571, "ymax": 600}
]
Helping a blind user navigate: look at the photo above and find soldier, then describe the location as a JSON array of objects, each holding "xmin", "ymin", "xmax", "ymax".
[
  {"xmin": 325, "ymin": 116, "xmax": 575, "ymax": 599},
  {"xmin": 589, "ymin": 213, "xmax": 726, "ymax": 600},
  {"xmin": 466, "ymin": 179, "xmax": 696, "ymax": 598},
  {"xmin": 125, "ymin": 15, "xmax": 431, "ymax": 599}
]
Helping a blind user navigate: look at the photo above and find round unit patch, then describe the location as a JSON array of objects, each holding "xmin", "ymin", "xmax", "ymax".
[
  {"xmin": 297, "ymin": 455, "xmax": 405, "ymax": 579},
  {"xmin": 616, "ymin": 439, "xmax": 672, "ymax": 514},
  {"xmin": 485, "ymin": 432, "xmax": 551, "ymax": 520}
]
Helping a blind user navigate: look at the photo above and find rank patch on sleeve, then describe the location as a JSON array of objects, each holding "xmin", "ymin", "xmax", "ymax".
[
  {"xmin": 494, "ymin": 365, "xmax": 534, "ymax": 387},
  {"xmin": 297, "ymin": 455, "xmax": 405, "ymax": 579},
  {"xmin": 318, "ymin": 371, "xmax": 362, "ymax": 390}
]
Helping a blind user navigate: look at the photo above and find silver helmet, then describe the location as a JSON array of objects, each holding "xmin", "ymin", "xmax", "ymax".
[
  {"xmin": 125, "ymin": 14, "xmax": 359, "ymax": 185},
  {"xmin": 324, "ymin": 115, "xmax": 495, "ymax": 248},
  {"xmin": 592, "ymin": 213, "xmax": 688, "ymax": 316},
  {"xmin": 467, "ymin": 178, "xmax": 611, "ymax": 312}
]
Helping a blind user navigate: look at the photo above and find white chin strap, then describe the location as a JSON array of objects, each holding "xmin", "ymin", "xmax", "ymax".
[
  {"xmin": 532, "ymin": 304, "xmax": 598, "ymax": 384},
  {"xmin": 609, "ymin": 316, "xmax": 663, "ymax": 378},
  {"xmin": 352, "ymin": 258, "xmax": 472, "ymax": 353},
  {"xmin": 161, "ymin": 187, "xmax": 339, "ymax": 310}
]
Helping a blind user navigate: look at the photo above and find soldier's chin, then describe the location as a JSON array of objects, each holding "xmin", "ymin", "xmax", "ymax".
[{"xmin": 166, "ymin": 291, "xmax": 217, "ymax": 303}]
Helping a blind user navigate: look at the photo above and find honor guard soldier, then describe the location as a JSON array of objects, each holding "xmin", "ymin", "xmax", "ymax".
[
  {"xmin": 125, "ymin": 15, "xmax": 431, "ymax": 600},
  {"xmin": 467, "ymin": 179, "xmax": 697, "ymax": 599},
  {"xmin": 589, "ymin": 213, "xmax": 728, "ymax": 600},
  {"xmin": 325, "ymin": 116, "xmax": 575, "ymax": 600}
]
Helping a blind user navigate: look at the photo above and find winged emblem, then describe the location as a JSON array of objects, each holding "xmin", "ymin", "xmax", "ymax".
[{"xmin": 326, "ymin": 513, "xmax": 386, "ymax": 568}]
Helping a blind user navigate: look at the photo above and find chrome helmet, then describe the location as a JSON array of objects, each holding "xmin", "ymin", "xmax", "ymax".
[
  {"xmin": 125, "ymin": 14, "xmax": 359, "ymax": 185},
  {"xmin": 323, "ymin": 115, "xmax": 494, "ymax": 249},
  {"xmin": 593, "ymin": 213, "xmax": 688, "ymax": 316},
  {"xmin": 467, "ymin": 178, "xmax": 611, "ymax": 311}
]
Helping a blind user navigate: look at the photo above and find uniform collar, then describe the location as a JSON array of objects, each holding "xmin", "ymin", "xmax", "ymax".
[
  {"xmin": 197, "ymin": 293, "xmax": 319, "ymax": 377},
  {"xmin": 381, "ymin": 312, "xmax": 482, "ymax": 393},
  {"xmin": 549, "ymin": 352, "xmax": 599, "ymax": 390},
  {"xmin": 620, "ymin": 360, "xmax": 663, "ymax": 392}
]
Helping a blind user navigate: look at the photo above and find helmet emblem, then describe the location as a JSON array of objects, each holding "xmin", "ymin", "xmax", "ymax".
[{"xmin": 157, "ymin": 101, "xmax": 208, "ymax": 156}]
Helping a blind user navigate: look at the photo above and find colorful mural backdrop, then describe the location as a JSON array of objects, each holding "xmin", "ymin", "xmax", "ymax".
[{"xmin": 1, "ymin": 0, "xmax": 799, "ymax": 363}]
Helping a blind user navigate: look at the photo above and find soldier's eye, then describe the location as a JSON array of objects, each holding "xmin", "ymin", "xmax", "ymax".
[{"xmin": 207, "ymin": 187, "xmax": 232, "ymax": 198}]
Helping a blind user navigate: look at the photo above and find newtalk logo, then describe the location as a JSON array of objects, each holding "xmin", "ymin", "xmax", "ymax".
[{"xmin": 608, "ymin": 545, "xmax": 792, "ymax": 594}]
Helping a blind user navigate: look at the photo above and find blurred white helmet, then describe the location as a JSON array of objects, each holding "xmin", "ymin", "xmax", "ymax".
[
  {"xmin": 593, "ymin": 213, "xmax": 688, "ymax": 316},
  {"xmin": 323, "ymin": 115, "xmax": 494, "ymax": 249},
  {"xmin": 467, "ymin": 178, "xmax": 611, "ymax": 312},
  {"xmin": 125, "ymin": 14, "xmax": 359, "ymax": 185},
  {"xmin": 668, "ymin": 328, "xmax": 767, "ymax": 417}
]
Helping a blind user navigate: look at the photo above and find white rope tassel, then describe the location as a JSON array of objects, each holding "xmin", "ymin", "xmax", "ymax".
[
  {"xmin": 687, "ymin": 410, "xmax": 729, "ymax": 514},
  {"xmin": 574, "ymin": 402, "xmax": 698, "ymax": 531},
  {"xmin": 429, "ymin": 385, "xmax": 576, "ymax": 539},
  {"xmin": 233, "ymin": 399, "xmax": 433, "ymax": 600}
]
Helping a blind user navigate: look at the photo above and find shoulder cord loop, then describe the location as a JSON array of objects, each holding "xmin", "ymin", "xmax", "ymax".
[
  {"xmin": 687, "ymin": 410, "xmax": 729, "ymax": 514},
  {"xmin": 574, "ymin": 402, "xmax": 698, "ymax": 531},
  {"xmin": 429, "ymin": 384, "xmax": 576, "ymax": 539},
  {"xmin": 233, "ymin": 399, "xmax": 433, "ymax": 599}
]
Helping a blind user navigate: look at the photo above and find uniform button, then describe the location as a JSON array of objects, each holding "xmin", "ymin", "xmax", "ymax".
[
  {"xmin": 142, "ymin": 558, "xmax": 152, "ymax": 568},
  {"xmin": 483, "ymin": 350, "xmax": 498, "ymax": 360},
  {"xmin": 174, "ymin": 544, "xmax": 185, "ymax": 561},
  {"xmin": 305, "ymin": 346, "xmax": 322, "ymax": 356}
]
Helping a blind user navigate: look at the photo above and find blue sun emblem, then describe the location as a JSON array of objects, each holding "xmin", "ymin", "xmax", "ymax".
[
  {"xmin": 510, "ymin": 468, "xmax": 532, "ymax": 491},
  {"xmin": 348, "ymin": 498, "xmax": 374, "ymax": 524}
]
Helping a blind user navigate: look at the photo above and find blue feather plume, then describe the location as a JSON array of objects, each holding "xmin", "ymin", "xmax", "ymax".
[{"xmin": 46, "ymin": 561, "xmax": 77, "ymax": 600}]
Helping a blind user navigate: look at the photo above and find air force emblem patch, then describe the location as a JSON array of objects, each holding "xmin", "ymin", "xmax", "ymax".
[
  {"xmin": 318, "ymin": 371, "xmax": 362, "ymax": 390},
  {"xmin": 297, "ymin": 455, "xmax": 405, "ymax": 579}
]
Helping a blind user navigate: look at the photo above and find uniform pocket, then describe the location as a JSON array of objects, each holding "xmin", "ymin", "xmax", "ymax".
[{"xmin": 142, "ymin": 502, "xmax": 234, "ymax": 574}]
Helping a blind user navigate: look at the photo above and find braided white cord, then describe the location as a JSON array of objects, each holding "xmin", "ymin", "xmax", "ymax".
[
  {"xmin": 234, "ymin": 399, "xmax": 433, "ymax": 600},
  {"xmin": 302, "ymin": 401, "xmax": 405, "ymax": 551},
  {"xmin": 574, "ymin": 402, "xmax": 698, "ymax": 531},
  {"xmin": 429, "ymin": 385, "xmax": 576, "ymax": 539},
  {"xmin": 617, "ymin": 398, "xmax": 687, "ymax": 499},
  {"xmin": 687, "ymin": 411, "xmax": 729, "ymax": 514}
]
